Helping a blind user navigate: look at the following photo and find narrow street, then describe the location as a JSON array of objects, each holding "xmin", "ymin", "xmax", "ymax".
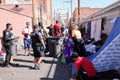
[
  {"xmin": 0, "ymin": 0, "xmax": 120, "ymax": 80},
  {"xmin": 0, "ymin": 50, "xmax": 71, "ymax": 80}
]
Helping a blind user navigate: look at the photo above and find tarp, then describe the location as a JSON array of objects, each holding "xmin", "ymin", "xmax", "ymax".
[
  {"xmin": 88, "ymin": 17, "xmax": 120, "ymax": 72},
  {"xmin": 91, "ymin": 20, "xmax": 96, "ymax": 39},
  {"xmin": 91, "ymin": 19, "xmax": 101, "ymax": 41}
]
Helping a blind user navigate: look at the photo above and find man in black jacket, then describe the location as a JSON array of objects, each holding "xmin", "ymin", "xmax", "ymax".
[{"xmin": 3, "ymin": 23, "xmax": 14, "ymax": 67}]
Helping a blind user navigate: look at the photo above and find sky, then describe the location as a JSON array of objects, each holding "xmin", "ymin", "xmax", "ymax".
[{"xmin": 52, "ymin": 0, "xmax": 118, "ymax": 15}]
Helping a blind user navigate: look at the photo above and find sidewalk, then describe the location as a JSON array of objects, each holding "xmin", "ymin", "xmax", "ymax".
[{"xmin": 0, "ymin": 50, "xmax": 71, "ymax": 80}]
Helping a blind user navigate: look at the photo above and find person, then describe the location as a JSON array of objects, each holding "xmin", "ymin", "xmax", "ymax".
[
  {"xmin": 47, "ymin": 24, "xmax": 53, "ymax": 36},
  {"xmin": 63, "ymin": 35, "xmax": 74, "ymax": 64},
  {"xmin": 100, "ymin": 33, "xmax": 108, "ymax": 44},
  {"xmin": 71, "ymin": 24, "xmax": 82, "ymax": 39},
  {"xmin": 38, "ymin": 22, "xmax": 48, "ymax": 39},
  {"xmin": 3, "ymin": 23, "xmax": 14, "ymax": 67},
  {"xmin": 61, "ymin": 25, "xmax": 65, "ymax": 36},
  {"xmin": 22, "ymin": 22, "xmax": 32, "ymax": 56},
  {"xmin": 63, "ymin": 26, "xmax": 69, "ymax": 37},
  {"xmin": 53, "ymin": 21, "xmax": 62, "ymax": 37},
  {"xmin": 71, "ymin": 24, "xmax": 85, "ymax": 56},
  {"xmin": 31, "ymin": 25, "xmax": 46, "ymax": 70},
  {"xmin": 84, "ymin": 39, "xmax": 96, "ymax": 56},
  {"xmin": 81, "ymin": 33, "xmax": 89, "ymax": 43},
  {"xmin": 38, "ymin": 22, "xmax": 48, "ymax": 53},
  {"xmin": 71, "ymin": 52, "xmax": 96, "ymax": 80}
]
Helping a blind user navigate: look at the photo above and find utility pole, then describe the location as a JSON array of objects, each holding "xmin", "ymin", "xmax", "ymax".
[
  {"xmin": 32, "ymin": 0, "xmax": 38, "ymax": 25},
  {"xmin": 40, "ymin": 4, "xmax": 42, "ymax": 22},
  {"xmin": 57, "ymin": 8, "xmax": 69, "ymax": 25},
  {"xmin": 50, "ymin": 0, "xmax": 52, "ymax": 24},
  {"xmin": 54, "ymin": 10, "xmax": 56, "ymax": 23},
  {"xmin": 78, "ymin": 0, "xmax": 80, "ymax": 25},
  {"xmin": 70, "ymin": 0, "xmax": 72, "ymax": 25},
  {"xmin": 67, "ymin": 10, "xmax": 69, "ymax": 21},
  {"xmin": 63, "ymin": 0, "xmax": 73, "ymax": 25},
  {"xmin": 59, "ymin": 12, "xmax": 61, "ymax": 22}
]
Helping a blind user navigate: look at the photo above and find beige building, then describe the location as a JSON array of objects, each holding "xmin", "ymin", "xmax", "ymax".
[{"xmin": 72, "ymin": 7, "xmax": 102, "ymax": 24}]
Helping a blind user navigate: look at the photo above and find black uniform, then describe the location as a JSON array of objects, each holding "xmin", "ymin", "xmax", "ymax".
[
  {"xmin": 3, "ymin": 29, "xmax": 14, "ymax": 66},
  {"xmin": 31, "ymin": 31, "xmax": 44, "ymax": 58}
]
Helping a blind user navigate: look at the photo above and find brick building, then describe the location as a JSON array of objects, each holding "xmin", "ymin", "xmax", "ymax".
[
  {"xmin": 72, "ymin": 7, "xmax": 102, "ymax": 24},
  {"xmin": 0, "ymin": 0, "xmax": 52, "ymax": 49}
]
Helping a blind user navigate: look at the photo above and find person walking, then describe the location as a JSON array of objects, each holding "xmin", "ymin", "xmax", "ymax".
[
  {"xmin": 22, "ymin": 22, "xmax": 32, "ymax": 56},
  {"xmin": 3, "ymin": 23, "xmax": 14, "ymax": 67},
  {"xmin": 31, "ymin": 25, "xmax": 46, "ymax": 70}
]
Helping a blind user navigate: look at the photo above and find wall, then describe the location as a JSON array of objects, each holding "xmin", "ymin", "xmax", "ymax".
[
  {"xmin": 0, "ymin": 8, "xmax": 32, "ymax": 50},
  {"xmin": 102, "ymin": 10, "xmax": 120, "ymax": 35},
  {"xmin": 72, "ymin": 7, "xmax": 102, "ymax": 23},
  {"xmin": 0, "ymin": 0, "xmax": 52, "ymax": 27},
  {"xmin": 82, "ymin": 8, "xmax": 120, "ymax": 36},
  {"xmin": 0, "ymin": 5, "xmax": 33, "ymax": 17}
]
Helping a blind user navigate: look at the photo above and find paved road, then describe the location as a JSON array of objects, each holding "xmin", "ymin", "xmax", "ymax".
[{"xmin": 0, "ymin": 51, "xmax": 71, "ymax": 80}]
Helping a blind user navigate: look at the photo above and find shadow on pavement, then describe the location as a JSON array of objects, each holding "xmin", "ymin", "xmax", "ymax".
[
  {"xmin": 0, "ymin": 63, "xmax": 5, "ymax": 67},
  {"xmin": 43, "ymin": 59, "xmax": 58, "ymax": 64},
  {"xmin": 40, "ymin": 78, "xmax": 53, "ymax": 80},
  {"xmin": 40, "ymin": 56, "xmax": 71, "ymax": 80},
  {"xmin": 14, "ymin": 59, "xmax": 33, "ymax": 63},
  {"xmin": 14, "ymin": 64, "xmax": 32, "ymax": 68},
  {"xmin": 0, "ymin": 63, "xmax": 32, "ymax": 68}
]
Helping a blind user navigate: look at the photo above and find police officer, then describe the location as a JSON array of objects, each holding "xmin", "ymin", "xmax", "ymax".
[
  {"xmin": 3, "ymin": 23, "xmax": 14, "ymax": 67},
  {"xmin": 31, "ymin": 25, "xmax": 46, "ymax": 70}
]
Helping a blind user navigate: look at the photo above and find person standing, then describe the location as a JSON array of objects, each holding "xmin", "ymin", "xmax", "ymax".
[
  {"xmin": 22, "ymin": 22, "xmax": 32, "ymax": 56},
  {"xmin": 71, "ymin": 24, "xmax": 85, "ymax": 56},
  {"xmin": 3, "ymin": 23, "xmax": 14, "ymax": 67},
  {"xmin": 53, "ymin": 21, "xmax": 62, "ymax": 37},
  {"xmin": 47, "ymin": 24, "xmax": 53, "ymax": 36},
  {"xmin": 31, "ymin": 25, "xmax": 46, "ymax": 70},
  {"xmin": 71, "ymin": 52, "xmax": 96, "ymax": 80}
]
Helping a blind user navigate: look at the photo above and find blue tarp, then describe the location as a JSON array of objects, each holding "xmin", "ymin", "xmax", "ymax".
[{"xmin": 88, "ymin": 17, "xmax": 120, "ymax": 72}]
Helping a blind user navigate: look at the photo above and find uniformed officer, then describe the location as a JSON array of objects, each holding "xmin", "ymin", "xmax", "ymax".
[
  {"xmin": 31, "ymin": 25, "xmax": 46, "ymax": 70},
  {"xmin": 3, "ymin": 23, "xmax": 14, "ymax": 67}
]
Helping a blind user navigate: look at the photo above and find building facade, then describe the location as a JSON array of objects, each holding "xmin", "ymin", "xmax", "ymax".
[
  {"xmin": 0, "ymin": 0, "xmax": 52, "ymax": 49},
  {"xmin": 81, "ymin": 1, "xmax": 119, "ymax": 41},
  {"xmin": 72, "ymin": 7, "xmax": 102, "ymax": 24}
]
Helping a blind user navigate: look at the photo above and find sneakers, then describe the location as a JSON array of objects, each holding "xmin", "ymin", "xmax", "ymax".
[{"xmin": 33, "ymin": 63, "xmax": 40, "ymax": 70}]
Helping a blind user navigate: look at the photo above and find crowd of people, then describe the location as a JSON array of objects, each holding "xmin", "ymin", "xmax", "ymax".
[
  {"xmin": 60, "ymin": 23, "xmax": 108, "ymax": 80},
  {"xmin": 2, "ymin": 20, "xmax": 64, "ymax": 69},
  {"xmin": 2, "ymin": 20, "xmax": 108, "ymax": 79}
]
